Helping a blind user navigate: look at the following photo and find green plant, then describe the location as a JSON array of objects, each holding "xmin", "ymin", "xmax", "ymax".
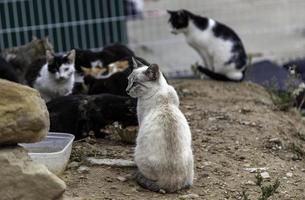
[
  {"xmin": 241, "ymin": 173, "xmax": 280, "ymax": 200},
  {"xmin": 266, "ymin": 78, "xmax": 296, "ymax": 111},
  {"xmin": 289, "ymin": 143, "xmax": 305, "ymax": 160}
]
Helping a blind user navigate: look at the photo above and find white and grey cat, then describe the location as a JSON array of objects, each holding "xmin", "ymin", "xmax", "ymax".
[
  {"xmin": 126, "ymin": 57, "xmax": 194, "ymax": 192},
  {"xmin": 29, "ymin": 50, "xmax": 76, "ymax": 102},
  {"xmin": 168, "ymin": 9, "xmax": 247, "ymax": 81}
]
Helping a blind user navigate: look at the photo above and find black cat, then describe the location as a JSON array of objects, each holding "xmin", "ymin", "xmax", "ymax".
[
  {"xmin": 0, "ymin": 56, "xmax": 19, "ymax": 83},
  {"xmin": 46, "ymin": 94, "xmax": 138, "ymax": 139}
]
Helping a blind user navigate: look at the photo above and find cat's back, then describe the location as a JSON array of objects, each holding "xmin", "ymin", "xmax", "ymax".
[{"xmin": 25, "ymin": 58, "xmax": 46, "ymax": 86}]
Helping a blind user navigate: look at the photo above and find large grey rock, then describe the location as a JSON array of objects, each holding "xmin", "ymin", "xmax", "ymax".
[
  {"xmin": 0, "ymin": 79, "xmax": 49, "ymax": 145},
  {"xmin": 0, "ymin": 146, "xmax": 66, "ymax": 200}
]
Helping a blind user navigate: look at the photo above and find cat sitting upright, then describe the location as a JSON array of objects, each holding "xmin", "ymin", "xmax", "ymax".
[
  {"xmin": 1, "ymin": 36, "xmax": 54, "ymax": 83},
  {"xmin": 126, "ymin": 57, "xmax": 194, "ymax": 192},
  {"xmin": 168, "ymin": 9, "xmax": 247, "ymax": 81},
  {"xmin": 26, "ymin": 50, "xmax": 76, "ymax": 102}
]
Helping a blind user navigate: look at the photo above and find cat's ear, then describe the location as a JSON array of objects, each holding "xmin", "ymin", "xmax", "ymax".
[
  {"xmin": 145, "ymin": 64, "xmax": 159, "ymax": 81},
  {"xmin": 46, "ymin": 50, "xmax": 54, "ymax": 64},
  {"xmin": 32, "ymin": 35, "xmax": 38, "ymax": 41},
  {"xmin": 167, "ymin": 10, "xmax": 175, "ymax": 15},
  {"xmin": 66, "ymin": 49, "xmax": 76, "ymax": 64},
  {"xmin": 132, "ymin": 57, "xmax": 140, "ymax": 69}
]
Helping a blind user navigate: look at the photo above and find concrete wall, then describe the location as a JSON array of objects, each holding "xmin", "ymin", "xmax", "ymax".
[{"xmin": 127, "ymin": 0, "xmax": 305, "ymax": 76}]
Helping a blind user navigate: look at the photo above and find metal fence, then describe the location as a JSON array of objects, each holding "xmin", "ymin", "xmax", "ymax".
[{"xmin": 0, "ymin": 0, "xmax": 127, "ymax": 52}]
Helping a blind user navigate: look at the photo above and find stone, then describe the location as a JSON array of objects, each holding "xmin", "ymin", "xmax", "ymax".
[
  {"xmin": 286, "ymin": 172, "xmax": 293, "ymax": 177},
  {"xmin": 0, "ymin": 79, "xmax": 49, "ymax": 145},
  {"xmin": 117, "ymin": 176, "xmax": 127, "ymax": 182},
  {"xmin": 77, "ymin": 166, "xmax": 90, "ymax": 174},
  {"xmin": 179, "ymin": 193, "xmax": 200, "ymax": 199},
  {"xmin": 67, "ymin": 161, "xmax": 80, "ymax": 169},
  {"xmin": 245, "ymin": 180, "xmax": 256, "ymax": 185},
  {"xmin": 260, "ymin": 172, "xmax": 270, "ymax": 179},
  {"xmin": 0, "ymin": 146, "xmax": 66, "ymax": 200},
  {"xmin": 243, "ymin": 167, "xmax": 268, "ymax": 173},
  {"xmin": 87, "ymin": 158, "xmax": 136, "ymax": 167}
]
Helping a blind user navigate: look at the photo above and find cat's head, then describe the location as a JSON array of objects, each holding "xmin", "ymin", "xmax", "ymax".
[
  {"xmin": 126, "ymin": 57, "xmax": 160, "ymax": 98},
  {"xmin": 32, "ymin": 36, "xmax": 54, "ymax": 54},
  {"xmin": 167, "ymin": 9, "xmax": 190, "ymax": 34},
  {"xmin": 46, "ymin": 49, "xmax": 76, "ymax": 81}
]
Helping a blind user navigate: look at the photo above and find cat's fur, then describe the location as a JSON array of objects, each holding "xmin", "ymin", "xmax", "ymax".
[
  {"xmin": 0, "ymin": 36, "xmax": 54, "ymax": 83},
  {"xmin": 47, "ymin": 94, "xmax": 138, "ymax": 139},
  {"xmin": 126, "ymin": 58, "xmax": 194, "ymax": 192},
  {"xmin": 0, "ymin": 56, "xmax": 19, "ymax": 83},
  {"xmin": 81, "ymin": 60, "xmax": 129, "ymax": 78},
  {"xmin": 168, "ymin": 9, "xmax": 247, "ymax": 81},
  {"xmin": 73, "ymin": 43, "xmax": 135, "ymax": 95},
  {"xmin": 75, "ymin": 43, "xmax": 135, "ymax": 75},
  {"xmin": 84, "ymin": 57, "xmax": 150, "ymax": 96},
  {"xmin": 28, "ymin": 50, "xmax": 76, "ymax": 102}
]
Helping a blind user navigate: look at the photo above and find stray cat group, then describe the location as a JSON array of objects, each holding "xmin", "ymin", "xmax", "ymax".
[{"xmin": 0, "ymin": 9, "xmax": 257, "ymax": 193}]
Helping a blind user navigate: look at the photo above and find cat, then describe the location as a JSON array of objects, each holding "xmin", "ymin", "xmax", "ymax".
[
  {"xmin": 75, "ymin": 43, "xmax": 135, "ymax": 75},
  {"xmin": 168, "ymin": 9, "xmax": 247, "ymax": 81},
  {"xmin": 0, "ymin": 56, "xmax": 19, "ymax": 83},
  {"xmin": 81, "ymin": 59, "xmax": 130, "ymax": 78},
  {"xmin": 0, "ymin": 36, "xmax": 54, "ymax": 83},
  {"xmin": 283, "ymin": 59, "xmax": 305, "ymax": 81},
  {"xmin": 84, "ymin": 57, "xmax": 150, "ymax": 96},
  {"xmin": 126, "ymin": 57, "xmax": 194, "ymax": 192},
  {"xmin": 47, "ymin": 94, "xmax": 138, "ymax": 139},
  {"xmin": 26, "ymin": 50, "xmax": 76, "ymax": 102},
  {"xmin": 72, "ymin": 43, "xmax": 135, "ymax": 95}
]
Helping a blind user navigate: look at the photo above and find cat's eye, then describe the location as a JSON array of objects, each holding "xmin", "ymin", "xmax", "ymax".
[{"xmin": 64, "ymin": 68, "xmax": 69, "ymax": 72}]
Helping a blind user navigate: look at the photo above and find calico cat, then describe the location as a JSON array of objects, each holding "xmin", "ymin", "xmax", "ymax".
[
  {"xmin": 1, "ymin": 36, "xmax": 54, "ymax": 83},
  {"xmin": 26, "ymin": 50, "xmax": 76, "ymax": 102},
  {"xmin": 0, "ymin": 56, "xmax": 19, "ymax": 83},
  {"xmin": 73, "ymin": 43, "xmax": 135, "ymax": 95},
  {"xmin": 75, "ymin": 43, "xmax": 135, "ymax": 75},
  {"xmin": 168, "ymin": 9, "xmax": 247, "ymax": 81},
  {"xmin": 126, "ymin": 57, "xmax": 194, "ymax": 192},
  {"xmin": 81, "ymin": 60, "xmax": 130, "ymax": 78},
  {"xmin": 84, "ymin": 57, "xmax": 150, "ymax": 96}
]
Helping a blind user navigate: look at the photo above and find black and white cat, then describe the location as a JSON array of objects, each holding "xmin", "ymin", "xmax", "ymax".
[
  {"xmin": 26, "ymin": 50, "xmax": 76, "ymax": 102},
  {"xmin": 168, "ymin": 9, "xmax": 247, "ymax": 81}
]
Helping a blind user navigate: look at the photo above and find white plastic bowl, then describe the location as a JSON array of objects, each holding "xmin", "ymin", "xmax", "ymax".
[{"xmin": 20, "ymin": 132, "xmax": 75, "ymax": 175}]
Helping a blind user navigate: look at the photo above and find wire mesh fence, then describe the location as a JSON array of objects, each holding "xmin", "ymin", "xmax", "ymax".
[
  {"xmin": 1, "ymin": 0, "xmax": 305, "ymax": 77},
  {"xmin": 0, "ymin": 0, "xmax": 128, "ymax": 51}
]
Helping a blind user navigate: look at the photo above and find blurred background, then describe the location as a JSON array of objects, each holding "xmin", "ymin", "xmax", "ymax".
[{"xmin": 1, "ymin": 0, "xmax": 305, "ymax": 77}]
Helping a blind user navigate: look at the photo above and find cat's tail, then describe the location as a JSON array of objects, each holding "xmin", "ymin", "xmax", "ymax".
[
  {"xmin": 196, "ymin": 65, "xmax": 243, "ymax": 81},
  {"xmin": 135, "ymin": 170, "xmax": 161, "ymax": 192}
]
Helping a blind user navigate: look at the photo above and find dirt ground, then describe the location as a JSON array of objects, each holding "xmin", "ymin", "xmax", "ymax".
[{"xmin": 62, "ymin": 79, "xmax": 305, "ymax": 200}]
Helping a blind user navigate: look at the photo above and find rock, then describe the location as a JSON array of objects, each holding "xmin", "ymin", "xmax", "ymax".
[
  {"xmin": 286, "ymin": 172, "xmax": 293, "ymax": 177},
  {"xmin": 77, "ymin": 166, "xmax": 90, "ymax": 174},
  {"xmin": 245, "ymin": 180, "xmax": 256, "ymax": 185},
  {"xmin": 0, "ymin": 79, "xmax": 49, "ymax": 145},
  {"xmin": 117, "ymin": 176, "xmax": 127, "ymax": 182},
  {"xmin": 243, "ymin": 167, "xmax": 268, "ymax": 173},
  {"xmin": 260, "ymin": 172, "xmax": 270, "ymax": 179},
  {"xmin": 87, "ymin": 158, "xmax": 136, "ymax": 167},
  {"xmin": 67, "ymin": 161, "xmax": 80, "ymax": 169},
  {"xmin": 179, "ymin": 193, "xmax": 200, "ymax": 199},
  {"xmin": 0, "ymin": 146, "xmax": 66, "ymax": 200}
]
